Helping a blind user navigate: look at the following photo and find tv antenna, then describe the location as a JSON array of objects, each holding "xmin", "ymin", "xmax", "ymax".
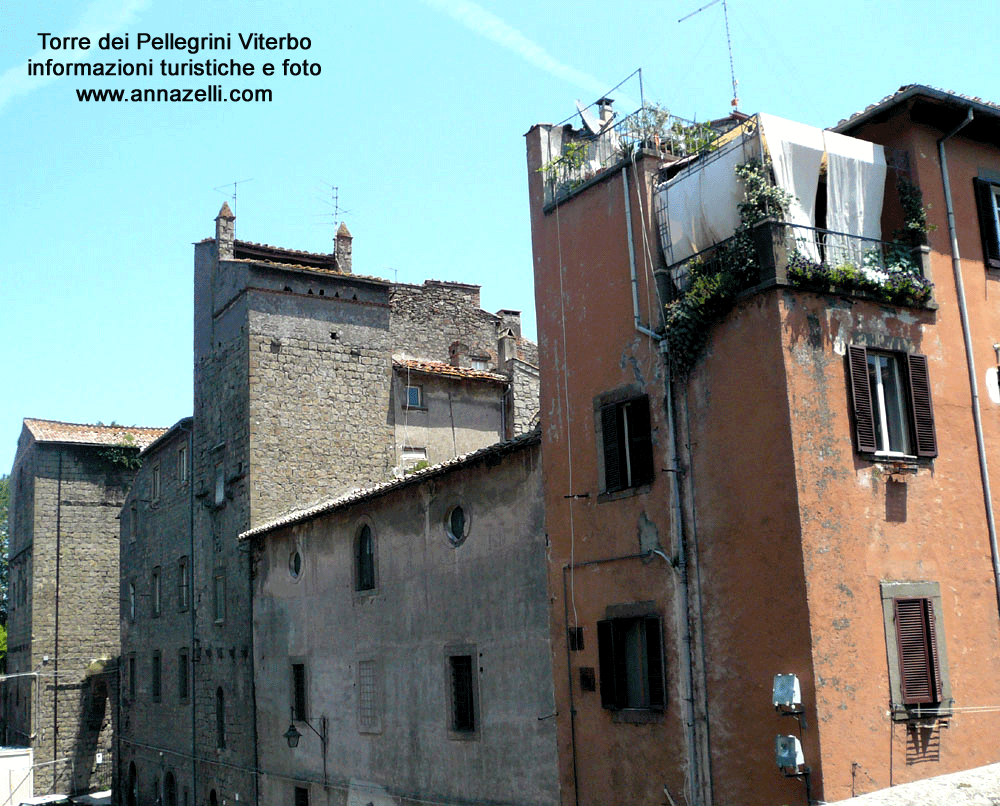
[
  {"xmin": 678, "ymin": 0, "xmax": 739, "ymax": 110},
  {"xmin": 315, "ymin": 181, "xmax": 353, "ymax": 239},
  {"xmin": 213, "ymin": 178, "xmax": 253, "ymax": 215}
]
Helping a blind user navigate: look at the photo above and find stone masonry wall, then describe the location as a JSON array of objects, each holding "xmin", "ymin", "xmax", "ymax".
[{"xmin": 390, "ymin": 282, "xmax": 501, "ymax": 364}]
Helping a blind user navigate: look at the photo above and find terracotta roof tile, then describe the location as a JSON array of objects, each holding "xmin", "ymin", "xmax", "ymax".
[
  {"xmin": 240, "ymin": 429, "xmax": 541, "ymax": 540},
  {"xmin": 393, "ymin": 359, "xmax": 507, "ymax": 383},
  {"xmin": 834, "ymin": 84, "xmax": 1000, "ymax": 131},
  {"xmin": 23, "ymin": 418, "xmax": 167, "ymax": 449}
]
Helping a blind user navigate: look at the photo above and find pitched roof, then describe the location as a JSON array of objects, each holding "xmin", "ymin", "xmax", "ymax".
[
  {"xmin": 23, "ymin": 418, "xmax": 167, "ymax": 449},
  {"xmin": 393, "ymin": 358, "xmax": 508, "ymax": 383},
  {"xmin": 834, "ymin": 84, "xmax": 1000, "ymax": 133},
  {"xmin": 240, "ymin": 429, "xmax": 541, "ymax": 540}
]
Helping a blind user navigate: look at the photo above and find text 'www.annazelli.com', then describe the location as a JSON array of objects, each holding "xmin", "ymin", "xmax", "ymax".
[{"xmin": 75, "ymin": 86, "xmax": 273, "ymax": 102}]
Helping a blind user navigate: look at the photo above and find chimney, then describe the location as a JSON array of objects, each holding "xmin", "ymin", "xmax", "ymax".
[
  {"xmin": 215, "ymin": 202, "xmax": 235, "ymax": 260},
  {"xmin": 498, "ymin": 328, "xmax": 517, "ymax": 370},
  {"xmin": 335, "ymin": 223, "xmax": 353, "ymax": 274},
  {"xmin": 598, "ymin": 97, "xmax": 615, "ymax": 125}
]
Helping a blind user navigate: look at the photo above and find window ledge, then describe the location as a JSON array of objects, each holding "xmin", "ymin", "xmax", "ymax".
[
  {"xmin": 598, "ymin": 483, "xmax": 653, "ymax": 504},
  {"xmin": 402, "ymin": 404, "xmax": 427, "ymax": 412},
  {"xmin": 891, "ymin": 703, "xmax": 952, "ymax": 723},
  {"xmin": 611, "ymin": 708, "xmax": 664, "ymax": 725}
]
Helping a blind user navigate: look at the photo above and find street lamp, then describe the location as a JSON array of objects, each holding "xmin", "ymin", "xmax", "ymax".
[{"xmin": 283, "ymin": 712, "xmax": 329, "ymax": 785}]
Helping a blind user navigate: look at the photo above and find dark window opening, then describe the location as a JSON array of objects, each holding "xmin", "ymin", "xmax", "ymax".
[
  {"xmin": 292, "ymin": 663, "xmax": 307, "ymax": 721},
  {"xmin": 294, "ymin": 787, "xmax": 309, "ymax": 806},
  {"xmin": 601, "ymin": 396, "xmax": 654, "ymax": 493},
  {"xmin": 356, "ymin": 525, "xmax": 375, "ymax": 591},
  {"xmin": 597, "ymin": 615, "xmax": 665, "ymax": 711},
  {"xmin": 151, "ymin": 651, "xmax": 161, "ymax": 701},
  {"xmin": 449, "ymin": 655, "xmax": 476, "ymax": 733},
  {"xmin": 974, "ymin": 177, "xmax": 1000, "ymax": 269},
  {"xmin": 216, "ymin": 687, "xmax": 226, "ymax": 749},
  {"xmin": 178, "ymin": 650, "xmax": 189, "ymax": 701}
]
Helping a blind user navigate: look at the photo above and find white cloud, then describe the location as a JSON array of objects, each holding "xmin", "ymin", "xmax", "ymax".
[
  {"xmin": 420, "ymin": 0, "xmax": 618, "ymax": 101},
  {"xmin": 0, "ymin": 0, "xmax": 150, "ymax": 113}
]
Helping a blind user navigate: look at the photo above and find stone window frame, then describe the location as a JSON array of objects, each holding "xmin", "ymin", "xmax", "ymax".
[
  {"xmin": 403, "ymin": 384, "xmax": 425, "ymax": 411},
  {"xmin": 880, "ymin": 580, "xmax": 952, "ymax": 720},
  {"xmin": 177, "ymin": 556, "xmax": 190, "ymax": 612},
  {"xmin": 151, "ymin": 650, "xmax": 162, "ymax": 702},
  {"xmin": 177, "ymin": 443, "xmax": 189, "ymax": 485},
  {"xmin": 130, "ymin": 505, "xmax": 138, "ymax": 542},
  {"xmin": 128, "ymin": 580, "xmax": 136, "ymax": 622},
  {"xmin": 290, "ymin": 660, "xmax": 308, "ymax": 722},
  {"xmin": 151, "ymin": 566, "xmax": 161, "ymax": 618},
  {"xmin": 127, "ymin": 653, "xmax": 137, "ymax": 700},
  {"xmin": 594, "ymin": 384, "xmax": 655, "ymax": 502},
  {"xmin": 213, "ymin": 569, "xmax": 226, "ymax": 625},
  {"xmin": 177, "ymin": 648, "xmax": 190, "ymax": 703},
  {"xmin": 151, "ymin": 463, "xmax": 161, "ymax": 503}
]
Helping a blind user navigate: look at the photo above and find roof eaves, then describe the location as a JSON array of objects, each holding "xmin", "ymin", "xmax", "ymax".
[{"xmin": 833, "ymin": 84, "xmax": 1000, "ymax": 133}]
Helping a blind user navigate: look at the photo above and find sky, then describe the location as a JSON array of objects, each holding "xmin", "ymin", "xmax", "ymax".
[{"xmin": 1, "ymin": 0, "xmax": 997, "ymax": 473}]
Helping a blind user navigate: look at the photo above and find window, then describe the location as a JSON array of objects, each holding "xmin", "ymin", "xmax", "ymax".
[
  {"xmin": 355, "ymin": 524, "xmax": 376, "ymax": 592},
  {"xmin": 358, "ymin": 659, "xmax": 381, "ymax": 733},
  {"xmin": 400, "ymin": 446, "xmax": 427, "ymax": 466},
  {"xmin": 151, "ymin": 651, "xmax": 162, "ymax": 700},
  {"xmin": 130, "ymin": 505, "xmax": 137, "ymax": 542},
  {"xmin": 597, "ymin": 611, "xmax": 665, "ymax": 712},
  {"xmin": 151, "ymin": 464, "xmax": 161, "ymax": 501},
  {"xmin": 213, "ymin": 570, "xmax": 226, "ymax": 623},
  {"xmin": 128, "ymin": 582, "xmax": 136, "ymax": 622},
  {"xmin": 470, "ymin": 357, "xmax": 489, "ymax": 371},
  {"xmin": 127, "ymin": 654, "xmax": 136, "ymax": 700},
  {"xmin": 405, "ymin": 385, "xmax": 423, "ymax": 408},
  {"xmin": 847, "ymin": 346, "xmax": 937, "ymax": 458},
  {"xmin": 151, "ymin": 567, "xmax": 161, "ymax": 617},
  {"xmin": 599, "ymin": 394, "xmax": 654, "ymax": 494},
  {"xmin": 445, "ymin": 505, "xmax": 468, "ymax": 546},
  {"xmin": 880, "ymin": 581, "xmax": 951, "ymax": 717},
  {"xmin": 214, "ymin": 463, "xmax": 225, "ymax": 506},
  {"xmin": 974, "ymin": 177, "xmax": 1000, "ymax": 269},
  {"xmin": 216, "ymin": 687, "xmax": 226, "ymax": 748},
  {"xmin": 178, "ymin": 649, "xmax": 189, "ymax": 701},
  {"xmin": 294, "ymin": 787, "xmax": 309, "ymax": 806},
  {"xmin": 291, "ymin": 663, "xmax": 307, "ymax": 721},
  {"xmin": 447, "ymin": 652, "xmax": 478, "ymax": 735},
  {"xmin": 177, "ymin": 557, "xmax": 189, "ymax": 611},
  {"xmin": 178, "ymin": 444, "xmax": 188, "ymax": 484}
]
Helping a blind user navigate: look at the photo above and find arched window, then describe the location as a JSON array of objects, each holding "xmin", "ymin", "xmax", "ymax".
[
  {"xmin": 126, "ymin": 762, "xmax": 138, "ymax": 806},
  {"xmin": 209, "ymin": 790, "xmax": 218, "ymax": 806},
  {"xmin": 216, "ymin": 687, "xmax": 226, "ymax": 749},
  {"xmin": 164, "ymin": 771, "xmax": 177, "ymax": 806},
  {"xmin": 355, "ymin": 524, "xmax": 375, "ymax": 592}
]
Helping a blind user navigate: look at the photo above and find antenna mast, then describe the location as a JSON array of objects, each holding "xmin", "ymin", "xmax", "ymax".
[
  {"xmin": 213, "ymin": 178, "xmax": 253, "ymax": 215},
  {"xmin": 678, "ymin": 0, "xmax": 739, "ymax": 110}
]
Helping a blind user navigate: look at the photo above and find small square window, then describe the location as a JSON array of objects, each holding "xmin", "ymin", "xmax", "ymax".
[
  {"xmin": 470, "ymin": 358, "xmax": 489, "ymax": 371},
  {"xmin": 151, "ymin": 464, "xmax": 161, "ymax": 501},
  {"xmin": 178, "ymin": 444, "xmax": 189, "ymax": 484},
  {"xmin": 405, "ymin": 385, "xmax": 423, "ymax": 408}
]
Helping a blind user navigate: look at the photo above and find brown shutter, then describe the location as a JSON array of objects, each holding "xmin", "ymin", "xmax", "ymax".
[
  {"xmin": 894, "ymin": 597, "xmax": 939, "ymax": 705},
  {"xmin": 645, "ymin": 616, "xmax": 665, "ymax": 710},
  {"xmin": 906, "ymin": 354, "xmax": 938, "ymax": 458},
  {"xmin": 601, "ymin": 405, "xmax": 622, "ymax": 492},
  {"xmin": 973, "ymin": 178, "xmax": 1000, "ymax": 269},
  {"xmin": 848, "ymin": 346, "xmax": 877, "ymax": 453},
  {"xmin": 597, "ymin": 619, "xmax": 619, "ymax": 709}
]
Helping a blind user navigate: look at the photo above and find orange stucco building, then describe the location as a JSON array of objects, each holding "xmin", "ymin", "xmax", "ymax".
[{"xmin": 526, "ymin": 86, "xmax": 1000, "ymax": 804}]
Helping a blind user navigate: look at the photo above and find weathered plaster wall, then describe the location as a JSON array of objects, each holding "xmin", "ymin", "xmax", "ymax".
[{"xmin": 251, "ymin": 440, "xmax": 556, "ymax": 806}]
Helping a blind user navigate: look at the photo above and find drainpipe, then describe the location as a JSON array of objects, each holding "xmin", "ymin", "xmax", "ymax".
[
  {"xmin": 937, "ymin": 109, "xmax": 1000, "ymax": 620},
  {"xmin": 622, "ymin": 167, "xmax": 661, "ymax": 341}
]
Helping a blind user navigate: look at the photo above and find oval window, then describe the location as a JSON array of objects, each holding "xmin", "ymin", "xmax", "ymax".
[
  {"xmin": 289, "ymin": 550, "xmax": 302, "ymax": 579},
  {"xmin": 446, "ymin": 505, "xmax": 467, "ymax": 546}
]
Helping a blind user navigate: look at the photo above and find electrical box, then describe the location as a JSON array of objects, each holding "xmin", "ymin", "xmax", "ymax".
[
  {"xmin": 773, "ymin": 674, "xmax": 801, "ymax": 707},
  {"xmin": 775, "ymin": 735, "xmax": 804, "ymax": 769}
]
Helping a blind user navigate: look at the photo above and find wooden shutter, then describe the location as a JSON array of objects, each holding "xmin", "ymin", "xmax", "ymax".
[
  {"xmin": 847, "ymin": 346, "xmax": 878, "ymax": 453},
  {"xmin": 597, "ymin": 619, "xmax": 619, "ymax": 709},
  {"xmin": 626, "ymin": 396, "xmax": 655, "ymax": 487},
  {"xmin": 906, "ymin": 353, "xmax": 938, "ymax": 458},
  {"xmin": 601, "ymin": 405, "xmax": 622, "ymax": 492},
  {"xmin": 894, "ymin": 597, "xmax": 940, "ymax": 705},
  {"xmin": 973, "ymin": 178, "xmax": 1000, "ymax": 269},
  {"xmin": 645, "ymin": 616, "xmax": 665, "ymax": 710}
]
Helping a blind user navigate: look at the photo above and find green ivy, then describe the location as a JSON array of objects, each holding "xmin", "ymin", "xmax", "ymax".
[{"xmin": 96, "ymin": 433, "xmax": 142, "ymax": 470}]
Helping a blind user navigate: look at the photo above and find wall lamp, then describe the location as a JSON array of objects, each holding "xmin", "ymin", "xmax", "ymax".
[{"xmin": 283, "ymin": 712, "xmax": 328, "ymax": 785}]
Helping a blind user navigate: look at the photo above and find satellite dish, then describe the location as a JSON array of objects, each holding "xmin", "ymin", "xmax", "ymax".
[{"xmin": 576, "ymin": 100, "xmax": 603, "ymax": 136}]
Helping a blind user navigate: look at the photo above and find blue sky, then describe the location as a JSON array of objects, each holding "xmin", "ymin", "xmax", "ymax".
[{"xmin": 1, "ymin": 0, "xmax": 996, "ymax": 472}]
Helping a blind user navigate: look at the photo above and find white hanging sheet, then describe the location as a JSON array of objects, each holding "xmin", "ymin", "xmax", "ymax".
[
  {"xmin": 824, "ymin": 130, "xmax": 886, "ymax": 268},
  {"xmin": 758, "ymin": 113, "xmax": 825, "ymax": 260}
]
